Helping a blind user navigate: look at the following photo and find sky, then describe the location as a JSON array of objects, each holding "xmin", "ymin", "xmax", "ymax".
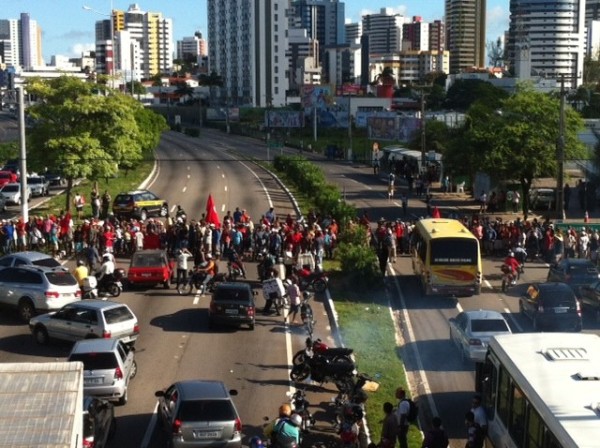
[{"xmin": 2, "ymin": 0, "xmax": 510, "ymax": 63}]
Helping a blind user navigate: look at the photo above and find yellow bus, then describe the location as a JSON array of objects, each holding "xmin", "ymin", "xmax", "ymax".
[{"xmin": 410, "ymin": 218, "xmax": 482, "ymax": 296}]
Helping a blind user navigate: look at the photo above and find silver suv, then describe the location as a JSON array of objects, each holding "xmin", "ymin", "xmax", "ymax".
[
  {"xmin": 0, "ymin": 265, "xmax": 81, "ymax": 322},
  {"xmin": 68, "ymin": 339, "xmax": 137, "ymax": 406},
  {"xmin": 29, "ymin": 300, "xmax": 139, "ymax": 346},
  {"xmin": 155, "ymin": 380, "xmax": 242, "ymax": 448}
]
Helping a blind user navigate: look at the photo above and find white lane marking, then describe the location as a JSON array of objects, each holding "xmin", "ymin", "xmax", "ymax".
[
  {"xmin": 388, "ymin": 263, "xmax": 439, "ymax": 418},
  {"xmin": 221, "ymin": 204, "xmax": 226, "ymax": 212},
  {"xmin": 217, "ymin": 165, "xmax": 221, "ymax": 169},
  {"xmin": 504, "ymin": 306, "xmax": 523, "ymax": 332},
  {"xmin": 456, "ymin": 302, "xmax": 464, "ymax": 313},
  {"xmin": 187, "ymin": 166, "xmax": 190, "ymax": 171},
  {"xmin": 182, "ymin": 186, "xmax": 187, "ymax": 193},
  {"xmin": 224, "ymin": 185, "xmax": 228, "ymax": 192},
  {"xmin": 393, "ymin": 201, "xmax": 401, "ymax": 207},
  {"xmin": 234, "ymin": 160, "xmax": 273, "ymax": 208},
  {"xmin": 193, "ymin": 292, "xmax": 201, "ymax": 305},
  {"xmin": 484, "ymin": 279, "xmax": 492, "ymax": 289},
  {"xmin": 187, "ymin": 174, "xmax": 191, "ymax": 179},
  {"xmin": 170, "ymin": 204, "xmax": 177, "ymax": 213},
  {"xmin": 222, "ymin": 173, "xmax": 225, "ymax": 178},
  {"xmin": 140, "ymin": 401, "xmax": 159, "ymax": 448}
]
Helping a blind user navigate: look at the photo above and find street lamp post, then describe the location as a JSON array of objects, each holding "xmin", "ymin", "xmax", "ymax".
[{"xmin": 83, "ymin": 2, "xmax": 116, "ymax": 88}]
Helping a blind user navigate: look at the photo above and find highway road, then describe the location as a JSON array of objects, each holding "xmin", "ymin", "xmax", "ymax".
[{"xmin": 0, "ymin": 122, "xmax": 599, "ymax": 447}]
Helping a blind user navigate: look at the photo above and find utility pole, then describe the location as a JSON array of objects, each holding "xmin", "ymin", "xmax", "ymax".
[
  {"xmin": 420, "ymin": 90, "xmax": 426, "ymax": 174},
  {"xmin": 17, "ymin": 87, "xmax": 28, "ymax": 223},
  {"xmin": 555, "ymin": 73, "xmax": 579, "ymax": 220}
]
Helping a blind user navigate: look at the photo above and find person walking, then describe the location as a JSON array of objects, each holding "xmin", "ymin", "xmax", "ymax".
[
  {"xmin": 401, "ymin": 194, "xmax": 408, "ymax": 217},
  {"xmin": 176, "ymin": 247, "xmax": 192, "ymax": 290},
  {"xmin": 421, "ymin": 416, "xmax": 449, "ymax": 448},
  {"xmin": 73, "ymin": 192, "xmax": 85, "ymax": 220},
  {"xmin": 284, "ymin": 278, "xmax": 301, "ymax": 324},
  {"xmin": 464, "ymin": 411, "xmax": 484, "ymax": 448},
  {"xmin": 395, "ymin": 389, "xmax": 410, "ymax": 448}
]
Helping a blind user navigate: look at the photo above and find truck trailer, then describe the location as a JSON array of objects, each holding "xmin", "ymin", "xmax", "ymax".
[{"xmin": 0, "ymin": 361, "xmax": 84, "ymax": 447}]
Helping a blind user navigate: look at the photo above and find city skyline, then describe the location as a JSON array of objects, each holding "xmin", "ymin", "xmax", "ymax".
[{"xmin": 2, "ymin": 0, "xmax": 509, "ymax": 64}]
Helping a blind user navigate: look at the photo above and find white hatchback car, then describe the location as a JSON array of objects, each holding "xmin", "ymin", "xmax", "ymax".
[
  {"xmin": 0, "ymin": 182, "xmax": 31, "ymax": 205},
  {"xmin": 449, "ymin": 309, "xmax": 512, "ymax": 362}
]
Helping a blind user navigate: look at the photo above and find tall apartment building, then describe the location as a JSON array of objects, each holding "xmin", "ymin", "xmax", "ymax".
[
  {"xmin": 208, "ymin": 0, "xmax": 289, "ymax": 107},
  {"xmin": 177, "ymin": 32, "xmax": 207, "ymax": 62},
  {"xmin": 445, "ymin": 0, "xmax": 486, "ymax": 73},
  {"xmin": 429, "ymin": 20, "xmax": 445, "ymax": 52},
  {"xmin": 362, "ymin": 8, "xmax": 405, "ymax": 55},
  {"xmin": 345, "ymin": 21, "xmax": 362, "ymax": 45},
  {"xmin": 325, "ymin": 44, "xmax": 362, "ymax": 87},
  {"xmin": 587, "ymin": 0, "xmax": 600, "ymax": 21},
  {"xmin": 287, "ymin": 28, "xmax": 320, "ymax": 92},
  {"xmin": 0, "ymin": 14, "xmax": 43, "ymax": 69},
  {"xmin": 402, "ymin": 17, "xmax": 429, "ymax": 51},
  {"xmin": 94, "ymin": 4, "xmax": 173, "ymax": 79},
  {"xmin": 507, "ymin": 0, "xmax": 585, "ymax": 88},
  {"xmin": 585, "ymin": 1, "xmax": 600, "ymax": 56}
]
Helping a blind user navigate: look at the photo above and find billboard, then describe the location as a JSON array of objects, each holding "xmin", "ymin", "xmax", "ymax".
[
  {"xmin": 301, "ymin": 85, "xmax": 332, "ymax": 109},
  {"xmin": 367, "ymin": 114, "xmax": 398, "ymax": 141},
  {"xmin": 265, "ymin": 111, "xmax": 304, "ymax": 128},
  {"xmin": 206, "ymin": 107, "xmax": 240, "ymax": 121}
]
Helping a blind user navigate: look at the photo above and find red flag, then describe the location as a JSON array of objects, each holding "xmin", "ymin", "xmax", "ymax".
[
  {"xmin": 205, "ymin": 194, "xmax": 221, "ymax": 229},
  {"xmin": 432, "ymin": 206, "xmax": 441, "ymax": 219}
]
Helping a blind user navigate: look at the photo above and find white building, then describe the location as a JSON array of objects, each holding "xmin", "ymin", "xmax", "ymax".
[
  {"xmin": 345, "ymin": 21, "xmax": 362, "ymax": 46},
  {"xmin": 507, "ymin": 0, "xmax": 585, "ymax": 88},
  {"xmin": 398, "ymin": 50, "xmax": 450, "ymax": 83},
  {"xmin": 0, "ymin": 19, "xmax": 19, "ymax": 67},
  {"xmin": 361, "ymin": 8, "xmax": 405, "ymax": 56},
  {"xmin": 0, "ymin": 14, "xmax": 43, "ymax": 69},
  {"xmin": 325, "ymin": 45, "xmax": 361, "ymax": 88},
  {"xmin": 208, "ymin": 0, "xmax": 289, "ymax": 107},
  {"xmin": 287, "ymin": 28, "xmax": 320, "ymax": 91}
]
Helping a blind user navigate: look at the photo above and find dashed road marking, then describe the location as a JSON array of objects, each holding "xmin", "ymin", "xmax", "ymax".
[
  {"xmin": 182, "ymin": 186, "xmax": 187, "ymax": 193},
  {"xmin": 224, "ymin": 185, "xmax": 228, "ymax": 192}
]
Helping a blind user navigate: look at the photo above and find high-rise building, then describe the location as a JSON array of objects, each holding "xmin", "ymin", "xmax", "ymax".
[
  {"xmin": 177, "ymin": 32, "xmax": 207, "ymax": 63},
  {"xmin": 361, "ymin": 8, "xmax": 405, "ymax": 56},
  {"xmin": 345, "ymin": 21, "xmax": 362, "ymax": 46},
  {"xmin": 587, "ymin": 0, "xmax": 600, "ymax": 21},
  {"xmin": 93, "ymin": 4, "xmax": 173, "ymax": 79},
  {"xmin": 287, "ymin": 28, "xmax": 320, "ymax": 92},
  {"xmin": 402, "ymin": 16, "xmax": 429, "ymax": 51},
  {"xmin": 0, "ymin": 14, "xmax": 43, "ymax": 69},
  {"xmin": 429, "ymin": 20, "xmax": 446, "ymax": 52},
  {"xmin": 585, "ymin": 1, "xmax": 600, "ymax": 57},
  {"xmin": 208, "ymin": 0, "xmax": 289, "ymax": 107},
  {"xmin": 507, "ymin": 0, "xmax": 585, "ymax": 88},
  {"xmin": 445, "ymin": 0, "xmax": 486, "ymax": 73}
]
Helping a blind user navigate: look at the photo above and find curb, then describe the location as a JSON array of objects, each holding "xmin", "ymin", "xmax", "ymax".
[{"xmin": 137, "ymin": 153, "xmax": 159, "ymax": 190}]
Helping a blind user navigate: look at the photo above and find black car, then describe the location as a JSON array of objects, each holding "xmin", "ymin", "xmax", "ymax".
[
  {"xmin": 519, "ymin": 282, "xmax": 582, "ymax": 332},
  {"xmin": 208, "ymin": 282, "xmax": 256, "ymax": 330},
  {"xmin": 112, "ymin": 190, "xmax": 169, "ymax": 221},
  {"xmin": 546, "ymin": 258, "xmax": 600, "ymax": 297},
  {"xmin": 43, "ymin": 170, "xmax": 65, "ymax": 186},
  {"xmin": 578, "ymin": 280, "xmax": 600, "ymax": 322}
]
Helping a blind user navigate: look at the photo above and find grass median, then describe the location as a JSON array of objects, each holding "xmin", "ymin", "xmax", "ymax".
[{"xmin": 326, "ymin": 265, "xmax": 422, "ymax": 447}]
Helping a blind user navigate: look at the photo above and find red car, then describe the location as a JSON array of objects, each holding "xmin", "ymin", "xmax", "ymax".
[
  {"xmin": 127, "ymin": 250, "xmax": 174, "ymax": 289},
  {"xmin": 0, "ymin": 171, "xmax": 17, "ymax": 188}
]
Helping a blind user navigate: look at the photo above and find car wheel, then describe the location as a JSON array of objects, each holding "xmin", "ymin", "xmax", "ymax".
[
  {"xmin": 160, "ymin": 204, "xmax": 168, "ymax": 217},
  {"xmin": 249, "ymin": 322, "xmax": 255, "ymax": 330},
  {"xmin": 18, "ymin": 299, "xmax": 35, "ymax": 322},
  {"xmin": 130, "ymin": 360, "xmax": 138, "ymax": 379},
  {"xmin": 140, "ymin": 209, "xmax": 148, "ymax": 221},
  {"xmin": 163, "ymin": 280, "xmax": 170, "ymax": 289},
  {"xmin": 118, "ymin": 387, "xmax": 128, "ymax": 406},
  {"xmin": 33, "ymin": 326, "xmax": 49, "ymax": 345}
]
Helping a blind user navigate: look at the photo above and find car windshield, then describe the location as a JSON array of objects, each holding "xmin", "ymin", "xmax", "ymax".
[
  {"xmin": 131, "ymin": 254, "xmax": 164, "ymax": 267},
  {"xmin": 0, "ymin": 173, "xmax": 12, "ymax": 179},
  {"xmin": 69, "ymin": 353, "xmax": 118, "ymax": 370},
  {"xmin": 541, "ymin": 292, "xmax": 577, "ymax": 309},
  {"xmin": 471, "ymin": 319, "xmax": 510, "ymax": 333},
  {"xmin": 215, "ymin": 288, "xmax": 250, "ymax": 301},
  {"xmin": 46, "ymin": 271, "xmax": 78, "ymax": 286},
  {"xmin": 32, "ymin": 258, "xmax": 61, "ymax": 268},
  {"xmin": 568, "ymin": 265, "xmax": 598, "ymax": 278},
  {"xmin": 104, "ymin": 306, "xmax": 134, "ymax": 324},
  {"xmin": 177, "ymin": 400, "xmax": 236, "ymax": 421},
  {"xmin": 28, "ymin": 178, "xmax": 44, "ymax": 184},
  {"xmin": 2, "ymin": 185, "xmax": 18, "ymax": 192}
]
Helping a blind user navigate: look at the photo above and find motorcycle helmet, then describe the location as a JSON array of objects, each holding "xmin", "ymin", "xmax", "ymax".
[
  {"xmin": 508, "ymin": 251, "xmax": 514, "ymax": 257},
  {"xmin": 102, "ymin": 254, "xmax": 111, "ymax": 262},
  {"xmin": 278, "ymin": 403, "xmax": 292, "ymax": 417},
  {"xmin": 290, "ymin": 413, "xmax": 303, "ymax": 427},
  {"xmin": 249, "ymin": 436, "xmax": 264, "ymax": 448},
  {"xmin": 77, "ymin": 259, "xmax": 85, "ymax": 266},
  {"xmin": 206, "ymin": 254, "xmax": 213, "ymax": 259}
]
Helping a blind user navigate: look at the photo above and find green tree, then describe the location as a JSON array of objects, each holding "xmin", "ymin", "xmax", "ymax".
[
  {"xmin": 446, "ymin": 86, "xmax": 586, "ymax": 216},
  {"xmin": 408, "ymin": 119, "xmax": 451, "ymax": 154},
  {"xmin": 26, "ymin": 76, "xmax": 159, "ymax": 211},
  {"xmin": 175, "ymin": 81, "xmax": 194, "ymax": 102},
  {"xmin": 445, "ymin": 79, "xmax": 508, "ymax": 111}
]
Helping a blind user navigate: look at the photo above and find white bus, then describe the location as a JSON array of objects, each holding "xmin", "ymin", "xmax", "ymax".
[{"xmin": 476, "ymin": 333, "xmax": 600, "ymax": 448}]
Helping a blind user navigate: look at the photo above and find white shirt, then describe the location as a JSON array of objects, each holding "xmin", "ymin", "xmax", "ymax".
[{"xmin": 396, "ymin": 399, "xmax": 410, "ymax": 427}]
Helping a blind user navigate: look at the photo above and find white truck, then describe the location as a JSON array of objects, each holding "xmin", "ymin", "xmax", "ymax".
[{"xmin": 0, "ymin": 361, "xmax": 84, "ymax": 448}]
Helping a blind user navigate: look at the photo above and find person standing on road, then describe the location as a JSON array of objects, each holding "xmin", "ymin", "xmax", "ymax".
[
  {"xmin": 464, "ymin": 411, "xmax": 484, "ymax": 448},
  {"xmin": 284, "ymin": 278, "xmax": 301, "ymax": 324},
  {"xmin": 564, "ymin": 183, "xmax": 571, "ymax": 211},
  {"xmin": 176, "ymin": 248, "xmax": 192, "ymax": 289},
  {"xmin": 401, "ymin": 194, "xmax": 408, "ymax": 217},
  {"xmin": 471, "ymin": 395, "xmax": 488, "ymax": 440}
]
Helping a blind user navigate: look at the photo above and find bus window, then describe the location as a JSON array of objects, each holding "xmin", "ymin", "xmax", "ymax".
[
  {"xmin": 497, "ymin": 367, "xmax": 511, "ymax": 426},
  {"xmin": 509, "ymin": 385, "xmax": 526, "ymax": 447},
  {"xmin": 525, "ymin": 407, "xmax": 545, "ymax": 448},
  {"xmin": 430, "ymin": 239, "xmax": 478, "ymax": 265},
  {"xmin": 479, "ymin": 360, "xmax": 497, "ymax": 420}
]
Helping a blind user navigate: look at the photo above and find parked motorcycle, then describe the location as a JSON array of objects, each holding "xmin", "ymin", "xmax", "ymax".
[
  {"xmin": 286, "ymin": 389, "xmax": 315, "ymax": 432},
  {"xmin": 290, "ymin": 351, "xmax": 356, "ymax": 392},
  {"xmin": 293, "ymin": 337, "xmax": 353, "ymax": 366},
  {"xmin": 300, "ymin": 291, "xmax": 315, "ymax": 336},
  {"xmin": 295, "ymin": 266, "xmax": 328, "ymax": 293}
]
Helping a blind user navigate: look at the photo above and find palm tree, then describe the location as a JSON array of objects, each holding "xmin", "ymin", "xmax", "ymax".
[
  {"xmin": 199, "ymin": 71, "xmax": 224, "ymax": 105},
  {"xmin": 372, "ymin": 67, "xmax": 396, "ymax": 86}
]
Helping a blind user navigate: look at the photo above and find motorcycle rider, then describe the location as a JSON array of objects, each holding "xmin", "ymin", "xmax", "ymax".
[
  {"xmin": 196, "ymin": 253, "xmax": 216, "ymax": 294},
  {"xmin": 73, "ymin": 259, "xmax": 89, "ymax": 289},
  {"xmin": 503, "ymin": 251, "xmax": 521, "ymax": 285},
  {"xmin": 264, "ymin": 404, "xmax": 292, "ymax": 441},
  {"xmin": 271, "ymin": 413, "xmax": 302, "ymax": 448},
  {"xmin": 226, "ymin": 247, "xmax": 246, "ymax": 279},
  {"xmin": 96, "ymin": 254, "xmax": 115, "ymax": 291}
]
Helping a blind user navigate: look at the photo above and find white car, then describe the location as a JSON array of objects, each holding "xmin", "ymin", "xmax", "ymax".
[
  {"xmin": 449, "ymin": 309, "xmax": 512, "ymax": 363},
  {"xmin": 0, "ymin": 182, "xmax": 31, "ymax": 205},
  {"xmin": 27, "ymin": 176, "xmax": 50, "ymax": 196}
]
